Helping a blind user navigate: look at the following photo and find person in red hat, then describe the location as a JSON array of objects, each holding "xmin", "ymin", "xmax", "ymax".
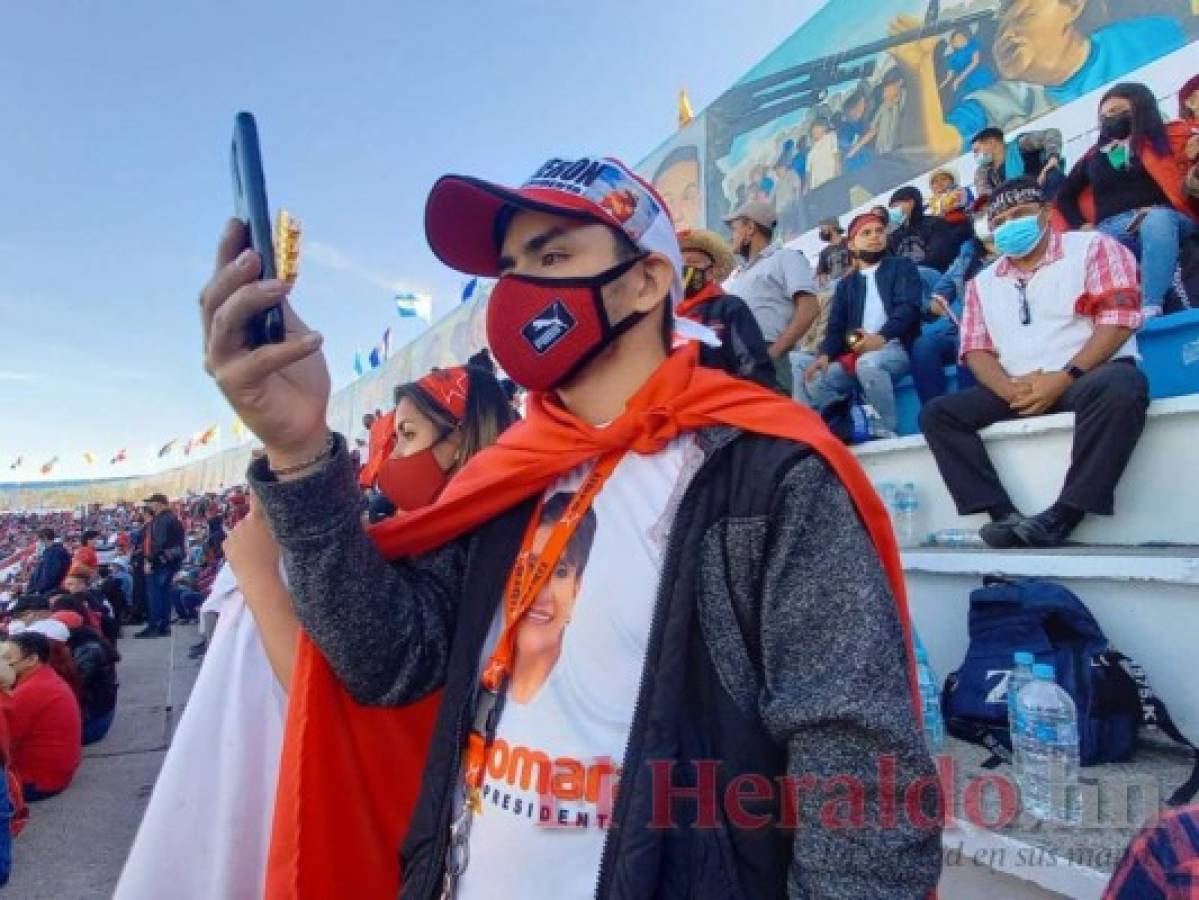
[
  {"xmin": 795, "ymin": 210, "xmax": 923, "ymax": 436},
  {"xmin": 200, "ymin": 155, "xmax": 938, "ymax": 898}
]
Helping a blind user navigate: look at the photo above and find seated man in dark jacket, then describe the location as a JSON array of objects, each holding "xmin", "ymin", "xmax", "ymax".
[
  {"xmin": 794, "ymin": 211, "xmax": 923, "ymax": 434},
  {"xmin": 675, "ymin": 228, "xmax": 777, "ymax": 390},
  {"xmin": 26, "ymin": 529, "xmax": 70, "ymax": 597}
]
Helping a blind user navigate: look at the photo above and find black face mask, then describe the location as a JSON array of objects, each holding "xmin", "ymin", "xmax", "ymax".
[
  {"xmin": 683, "ymin": 265, "xmax": 712, "ymax": 297},
  {"xmin": 818, "ymin": 229, "xmax": 832, "ymax": 242},
  {"xmin": 1100, "ymin": 111, "xmax": 1133, "ymax": 142},
  {"xmin": 856, "ymin": 248, "xmax": 887, "ymax": 265},
  {"xmin": 737, "ymin": 239, "xmax": 753, "ymax": 258}
]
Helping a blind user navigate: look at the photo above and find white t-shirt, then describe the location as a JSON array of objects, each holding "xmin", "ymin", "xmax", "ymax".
[
  {"xmin": 456, "ymin": 435, "xmax": 704, "ymax": 900},
  {"xmin": 859, "ymin": 263, "xmax": 887, "ymax": 335}
]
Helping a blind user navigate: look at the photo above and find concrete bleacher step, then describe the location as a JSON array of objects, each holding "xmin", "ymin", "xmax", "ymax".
[
  {"xmin": 908, "ymin": 546, "xmax": 1199, "ymax": 899},
  {"xmin": 936, "ymin": 738, "xmax": 1195, "ymax": 900},
  {"xmin": 905, "ymin": 544, "xmax": 1199, "ymax": 742},
  {"xmin": 855, "ymin": 394, "xmax": 1199, "ymax": 547}
]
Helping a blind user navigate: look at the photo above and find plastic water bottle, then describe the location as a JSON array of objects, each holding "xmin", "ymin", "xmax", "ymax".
[
  {"xmin": 1017, "ymin": 664, "xmax": 1081, "ymax": 824},
  {"xmin": 914, "ymin": 646, "xmax": 945, "ymax": 752},
  {"xmin": 876, "ymin": 482, "xmax": 897, "ymax": 520},
  {"xmin": 894, "ymin": 482, "xmax": 919, "ymax": 548},
  {"xmin": 1007, "ymin": 652, "xmax": 1036, "ymax": 778},
  {"xmin": 927, "ymin": 528, "xmax": 985, "ymax": 548}
]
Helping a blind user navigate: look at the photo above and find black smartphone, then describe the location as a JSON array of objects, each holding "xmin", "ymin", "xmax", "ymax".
[{"xmin": 231, "ymin": 111, "xmax": 286, "ymax": 347}]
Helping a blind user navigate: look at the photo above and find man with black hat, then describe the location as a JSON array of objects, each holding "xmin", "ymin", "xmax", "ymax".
[
  {"xmin": 135, "ymin": 493, "xmax": 185, "ymax": 638},
  {"xmin": 722, "ymin": 200, "xmax": 819, "ymax": 395},
  {"xmin": 920, "ymin": 178, "xmax": 1149, "ymax": 549}
]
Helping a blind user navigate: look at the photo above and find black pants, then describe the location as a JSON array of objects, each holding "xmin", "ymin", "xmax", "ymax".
[{"xmin": 919, "ymin": 360, "xmax": 1149, "ymax": 517}]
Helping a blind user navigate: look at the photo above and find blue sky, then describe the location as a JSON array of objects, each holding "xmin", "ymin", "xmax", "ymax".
[{"xmin": 0, "ymin": 0, "xmax": 820, "ymax": 483}]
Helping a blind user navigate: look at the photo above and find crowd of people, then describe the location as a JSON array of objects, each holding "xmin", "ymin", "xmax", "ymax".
[
  {"xmin": 0, "ymin": 490, "xmax": 242, "ymax": 884},
  {"xmin": 3, "ymin": 77, "xmax": 1198, "ymax": 900},
  {"xmin": 687, "ymin": 78, "xmax": 1199, "ymax": 550}
]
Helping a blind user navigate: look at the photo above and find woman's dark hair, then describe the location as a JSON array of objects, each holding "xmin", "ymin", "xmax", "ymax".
[
  {"xmin": 81, "ymin": 529, "xmax": 100, "ymax": 544},
  {"xmin": 67, "ymin": 622, "xmax": 119, "ymax": 661},
  {"xmin": 52, "ymin": 592, "xmax": 95, "ymax": 618},
  {"xmin": 540, "ymin": 492, "xmax": 598, "ymax": 577},
  {"xmin": 7, "ymin": 631, "xmax": 50, "ymax": 663},
  {"xmin": 890, "ymin": 185, "xmax": 926, "ymax": 222},
  {"xmin": 394, "ymin": 365, "xmax": 516, "ymax": 469},
  {"xmin": 1100, "ymin": 82, "xmax": 1170, "ymax": 158},
  {"xmin": 47, "ymin": 640, "xmax": 84, "ymax": 702}
]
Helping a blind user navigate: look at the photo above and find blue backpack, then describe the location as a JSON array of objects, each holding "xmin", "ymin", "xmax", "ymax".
[{"xmin": 941, "ymin": 576, "xmax": 1199, "ymax": 805}]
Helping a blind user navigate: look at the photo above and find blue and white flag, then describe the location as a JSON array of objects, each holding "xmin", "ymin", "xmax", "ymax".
[{"xmin": 395, "ymin": 290, "xmax": 432, "ymax": 322}]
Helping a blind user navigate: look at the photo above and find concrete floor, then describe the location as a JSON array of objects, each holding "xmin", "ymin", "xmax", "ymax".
[{"xmin": 6, "ymin": 622, "xmax": 203, "ymax": 898}]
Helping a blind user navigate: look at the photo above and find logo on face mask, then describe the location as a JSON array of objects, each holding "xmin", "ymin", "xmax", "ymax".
[{"xmin": 523, "ymin": 299, "xmax": 579, "ymax": 354}]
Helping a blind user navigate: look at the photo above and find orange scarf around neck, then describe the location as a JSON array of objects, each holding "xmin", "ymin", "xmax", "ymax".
[
  {"xmin": 674, "ymin": 281, "xmax": 723, "ymax": 319},
  {"xmin": 266, "ymin": 345, "xmax": 917, "ymax": 899}
]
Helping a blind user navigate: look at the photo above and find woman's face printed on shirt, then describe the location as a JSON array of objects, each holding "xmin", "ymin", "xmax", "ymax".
[{"xmin": 517, "ymin": 523, "xmax": 583, "ymax": 662}]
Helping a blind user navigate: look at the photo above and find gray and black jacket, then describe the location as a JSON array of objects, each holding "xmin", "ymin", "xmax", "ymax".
[{"xmin": 250, "ymin": 430, "xmax": 941, "ymax": 899}]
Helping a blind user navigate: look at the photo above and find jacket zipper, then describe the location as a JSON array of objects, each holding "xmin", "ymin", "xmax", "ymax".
[
  {"xmin": 592, "ymin": 443, "xmax": 725, "ymax": 898},
  {"xmin": 420, "ymin": 679, "xmax": 472, "ymax": 899}
]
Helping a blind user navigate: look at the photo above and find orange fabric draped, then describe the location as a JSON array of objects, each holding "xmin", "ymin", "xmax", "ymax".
[
  {"xmin": 266, "ymin": 345, "xmax": 918, "ymax": 899},
  {"xmin": 674, "ymin": 281, "xmax": 722, "ymax": 319},
  {"xmin": 358, "ymin": 411, "xmax": 397, "ymax": 490}
]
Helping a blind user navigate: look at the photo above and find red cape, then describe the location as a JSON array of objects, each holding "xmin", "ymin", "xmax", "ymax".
[{"xmin": 266, "ymin": 346, "xmax": 919, "ymax": 899}]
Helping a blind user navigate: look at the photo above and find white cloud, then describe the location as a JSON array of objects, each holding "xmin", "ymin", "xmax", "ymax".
[
  {"xmin": 305, "ymin": 239, "xmax": 433, "ymax": 301},
  {"xmin": 306, "ymin": 240, "xmax": 398, "ymax": 293}
]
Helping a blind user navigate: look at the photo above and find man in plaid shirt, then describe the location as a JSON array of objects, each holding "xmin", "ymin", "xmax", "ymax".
[
  {"xmin": 1104, "ymin": 804, "xmax": 1199, "ymax": 899},
  {"xmin": 920, "ymin": 178, "xmax": 1149, "ymax": 548}
]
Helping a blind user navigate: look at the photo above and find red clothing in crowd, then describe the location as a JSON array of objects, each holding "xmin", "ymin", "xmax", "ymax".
[
  {"xmin": 73, "ymin": 545, "xmax": 99, "ymax": 573},
  {"xmin": 6, "ymin": 664, "xmax": 82, "ymax": 793},
  {"xmin": 357, "ymin": 411, "xmax": 397, "ymax": 489}
]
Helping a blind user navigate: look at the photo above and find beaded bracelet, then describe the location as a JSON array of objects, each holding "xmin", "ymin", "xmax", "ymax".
[{"xmin": 270, "ymin": 433, "xmax": 336, "ymax": 478}]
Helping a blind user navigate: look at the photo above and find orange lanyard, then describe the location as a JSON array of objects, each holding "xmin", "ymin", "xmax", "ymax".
[{"xmin": 463, "ymin": 449, "xmax": 625, "ymax": 809}]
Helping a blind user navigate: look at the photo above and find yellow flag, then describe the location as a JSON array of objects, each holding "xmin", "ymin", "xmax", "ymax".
[
  {"xmin": 82, "ymin": 452, "xmax": 97, "ymax": 465},
  {"xmin": 678, "ymin": 86, "xmax": 694, "ymax": 129},
  {"xmin": 232, "ymin": 417, "xmax": 247, "ymax": 440}
]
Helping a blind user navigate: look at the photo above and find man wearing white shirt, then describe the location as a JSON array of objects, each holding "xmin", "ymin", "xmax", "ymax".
[
  {"xmin": 794, "ymin": 211, "xmax": 923, "ymax": 433},
  {"xmin": 723, "ymin": 201, "xmax": 819, "ymax": 394},
  {"xmin": 920, "ymin": 179, "xmax": 1148, "ymax": 548}
]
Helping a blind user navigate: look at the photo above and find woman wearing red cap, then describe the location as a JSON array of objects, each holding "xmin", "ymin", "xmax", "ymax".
[{"xmin": 117, "ymin": 364, "xmax": 513, "ymax": 900}]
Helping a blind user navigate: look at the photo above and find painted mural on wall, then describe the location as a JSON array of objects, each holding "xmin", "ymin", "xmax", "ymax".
[{"xmin": 639, "ymin": 0, "xmax": 1199, "ymax": 242}]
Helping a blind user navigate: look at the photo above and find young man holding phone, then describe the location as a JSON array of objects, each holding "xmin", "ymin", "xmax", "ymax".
[{"xmin": 199, "ymin": 155, "xmax": 940, "ymax": 898}]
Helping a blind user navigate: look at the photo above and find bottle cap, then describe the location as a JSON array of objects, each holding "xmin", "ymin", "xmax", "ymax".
[
  {"xmin": 1014, "ymin": 651, "xmax": 1035, "ymax": 666},
  {"xmin": 1032, "ymin": 663, "xmax": 1055, "ymax": 680}
]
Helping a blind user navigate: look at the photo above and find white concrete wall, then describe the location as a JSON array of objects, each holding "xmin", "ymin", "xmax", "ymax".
[{"xmin": 854, "ymin": 396, "xmax": 1199, "ymax": 547}]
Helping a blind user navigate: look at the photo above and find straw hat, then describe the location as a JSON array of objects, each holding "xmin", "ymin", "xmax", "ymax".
[{"xmin": 677, "ymin": 229, "xmax": 736, "ymax": 281}]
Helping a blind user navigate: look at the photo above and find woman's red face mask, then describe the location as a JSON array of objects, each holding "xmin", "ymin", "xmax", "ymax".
[{"xmin": 376, "ymin": 448, "xmax": 450, "ymax": 512}]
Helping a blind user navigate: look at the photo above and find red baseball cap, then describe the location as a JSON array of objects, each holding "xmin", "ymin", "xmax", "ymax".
[{"xmin": 424, "ymin": 156, "xmax": 683, "ymax": 301}]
